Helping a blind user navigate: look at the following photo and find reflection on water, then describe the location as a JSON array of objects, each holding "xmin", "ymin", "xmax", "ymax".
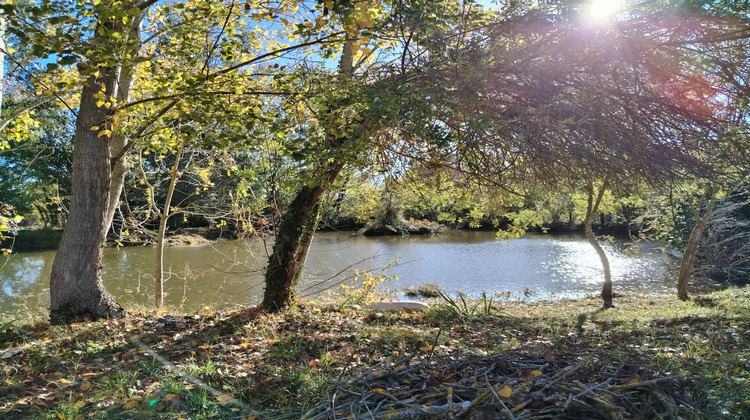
[{"xmin": 0, "ymin": 231, "xmax": 716, "ymax": 317}]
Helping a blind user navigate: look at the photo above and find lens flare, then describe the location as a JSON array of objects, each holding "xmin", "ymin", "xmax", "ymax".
[{"xmin": 588, "ymin": 0, "xmax": 620, "ymax": 20}]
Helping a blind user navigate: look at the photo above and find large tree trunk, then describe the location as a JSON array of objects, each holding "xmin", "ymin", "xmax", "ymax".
[
  {"xmin": 48, "ymin": 3, "xmax": 148, "ymax": 324},
  {"xmin": 677, "ymin": 187, "xmax": 717, "ymax": 300},
  {"xmin": 583, "ymin": 180, "xmax": 614, "ymax": 308},
  {"xmin": 49, "ymin": 72, "xmax": 125, "ymax": 324},
  {"xmin": 261, "ymin": 165, "xmax": 343, "ymax": 311}
]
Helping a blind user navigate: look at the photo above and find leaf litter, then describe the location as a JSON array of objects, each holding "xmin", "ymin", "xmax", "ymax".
[{"xmin": 0, "ymin": 289, "xmax": 749, "ymax": 419}]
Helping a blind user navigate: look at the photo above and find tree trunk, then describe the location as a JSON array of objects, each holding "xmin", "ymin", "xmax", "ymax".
[
  {"xmin": 583, "ymin": 180, "xmax": 614, "ymax": 308},
  {"xmin": 154, "ymin": 146, "xmax": 183, "ymax": 309},
  {"xmin": 105, "ymin": 18, "xmax": 142, "ymax": 236},
  {"xmin": 49, "ymin": 72, "xmax": 125, "ymax": 324},
  {"xmin": 0, "ymin": 12, "xmax": 5, "ymax": 116},
  {"xmin": 261, "ymin": 36, "xmax": 355, "ymax": 312},
  {"xmin": 677, "ymin": 187, "xmax": 717, "ymax": 300},
  {"xmin": 262, "ymin": 165, "xmax": 343, "ymax": 312},
  {"xmin": 48, "ymin": 3, "xmax": 148, "ymax": 324}
]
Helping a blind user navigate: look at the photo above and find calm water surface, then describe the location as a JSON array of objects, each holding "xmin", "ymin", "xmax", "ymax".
[{"xmin": 0, "ymin": 231, "xmax": 713, "ymax": 317}]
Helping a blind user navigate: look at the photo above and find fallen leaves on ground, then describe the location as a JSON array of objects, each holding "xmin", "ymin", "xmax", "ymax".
[{"xmin": 0, "ymin": 289, "xmax": 748, "ymax": 419}]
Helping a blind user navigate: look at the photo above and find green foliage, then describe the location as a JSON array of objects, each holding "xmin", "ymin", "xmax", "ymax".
[
  {"xmin": 496, "ymin": 209, "xmax": 547, "ymax": 240},
  {"xmin": 639, "ymin": 183, "xmax": 708, "ymax": 251},
  {"xmin": 435, "ymin": 290, "xmax": 503, "ymax": 320}
]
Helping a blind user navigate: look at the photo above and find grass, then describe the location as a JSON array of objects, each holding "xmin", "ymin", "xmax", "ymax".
[
  {"xmin": 403, "ymin": 281, "xmax": 444, "ymax": 298},
  {"xmin": 0, "ymin": 287, "xmax": 749, "ymax": 418}
]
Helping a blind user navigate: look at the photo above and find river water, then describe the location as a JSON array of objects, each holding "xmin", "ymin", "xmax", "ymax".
[{"xmin": 0, "ymin": 231, "xmax": 711, "ymax": 318}]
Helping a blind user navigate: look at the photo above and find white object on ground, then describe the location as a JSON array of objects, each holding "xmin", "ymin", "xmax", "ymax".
[{"xmin": 368, "ymin": 300, "xmax": 430, "ymax": 312}]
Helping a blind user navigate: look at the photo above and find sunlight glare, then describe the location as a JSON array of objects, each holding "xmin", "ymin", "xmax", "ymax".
[{"xmin": 588, "ymin": 0, "xmax": 620, "ymax": 20}]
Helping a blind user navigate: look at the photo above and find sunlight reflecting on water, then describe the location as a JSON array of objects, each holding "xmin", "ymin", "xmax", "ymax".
[{"xmin": 0, "ymin": 231, "xmax": 719, "ymax": 316}]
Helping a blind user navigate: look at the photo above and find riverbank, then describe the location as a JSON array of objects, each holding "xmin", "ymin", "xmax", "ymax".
[
  {"xmin": 2, "ymin": 218, "xmax": 635, "ymax": 253},
  {"xmin": 2, "ymin": 288, "xmax": 748, "ymax": 419}
]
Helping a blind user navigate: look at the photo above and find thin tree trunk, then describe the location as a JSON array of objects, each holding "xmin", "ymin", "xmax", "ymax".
[
  {"xmin": 154, "ymin": 146, "xmax": 183, "ymax": 309},
  {"xmin": 106, "ymin": 15, "xmax": 143, "ymax": 235},
  {"xmin": 583, "ymin": 179, "xmax": 613, "ymax": 308},
  {"xmin": 0, "ymin": 12, "xmax": 5, "ymax": 117},
  {"xmin": 261, "ymin": 164, "xmax": 343, "ymax": 312},
  {"xmin": 677, "ymin": 187, "xmax": 717, "ymax": 300},
  {"xmin": 49, "ymin": 72, "xmax": 124, "ymax": 324}
]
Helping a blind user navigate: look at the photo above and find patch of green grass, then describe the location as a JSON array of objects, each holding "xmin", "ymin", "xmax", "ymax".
[
  {"xmin": 99, "ymin": 371, "xmax": 139, "ymax": 399},
  {"xmin": 277, "ymin": 368, "xmax": 333, "ymax": 410},
  {"xmin": 160, "ymin": 376, "xmax": 187, "ymax": 395},
  {"xmin": 269, "ymin": 334, "xmax": 323, "ymax": 363},
  {"xmin": 39, "ymin": 391, "xmax": 84, "ymax": 420},
  {"xmin": 135, "ymin": 358, "xmax": 163, "ymax": 376},
  {"xmin": 433, "ymin": 290, "xmax": 502, "ymax": 320},
  {"xmin": 182, "ymin": 357, "xmax": 219, "ymax": 378}
]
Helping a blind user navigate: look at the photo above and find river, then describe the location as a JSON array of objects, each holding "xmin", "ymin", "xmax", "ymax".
[{"xmin": 0, "ymin": 231, "xmax": 712, "ymax": 318}]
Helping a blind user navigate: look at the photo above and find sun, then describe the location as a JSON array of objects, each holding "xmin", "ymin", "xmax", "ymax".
[{"xmin": 588, "ymin": 0, "xmax": 621, "ymax": 20}]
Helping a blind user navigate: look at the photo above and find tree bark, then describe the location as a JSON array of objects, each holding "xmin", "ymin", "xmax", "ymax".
[
  {"xmin": 106, "ymin": 13, "xmax": 143, "ymax": 236},
  {"xmin": 677, "ymin": 187, "xmax": 717, "ymax": 300},
  {"xmin": 49, "ymin": 72, "xmax": 125, "ymax": 324},
  {"xmin": 0, "ymin": 12, "xmax": 5, "ymax": 116},
  {"xmin": 583, "ymin": 180, "xmax": 614, "ymax": 308},
  {"xmin": 261, "ymin": 35, "xmax": 355, "ymax": 312},
  {"xmin": 48, "ymin": 3, "xmax": 148, "ymax": 324},
  {"xmin": 261, "ymin": 164, "xmax": 343, "ymax": 312}
]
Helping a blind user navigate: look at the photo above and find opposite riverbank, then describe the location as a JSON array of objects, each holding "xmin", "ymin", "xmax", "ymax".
[{"xmin": 1, "ymin": 288, "xmax": 749, "ymax": 419}]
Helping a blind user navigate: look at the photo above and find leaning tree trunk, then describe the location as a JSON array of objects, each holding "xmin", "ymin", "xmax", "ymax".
[
  {"xmin": 261, "ymin": 165, "xmax": 343, "ymax": 312},
  {"xmin": 677, "ymin": 187, "xmax": 717, "ymax": 300},
  {"xmin": 583, "ymin": 180, "xmax": 614, "ymax": 308},
  {"xmin": 49, "ymin": 71, "xmax": 125, "ymax": 324},
  {"xmin": 261, "ymin": 35, "xmax": 356, "ymax": 312}
]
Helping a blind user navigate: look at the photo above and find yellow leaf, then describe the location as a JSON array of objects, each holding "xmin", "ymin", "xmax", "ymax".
[
  {"xmin": 90, "ymin": 126, "xmax": 99, "ymax": 131},
  {"xmin": 530, "ymin": 370, "xmax": 543, "ymax": 377},
  {"xmin": 6, "ymin": 47, "xmax": 15, "ymax": 54},
  {"xmin": 75, "ymin": 400, "xmax": 85, "ymax": 408},
  {"xmin": 80, "ymin": 382, "xmax": 91, "ymax": 391},
  {"xmin": 371, "ymin": 388, "xmax": 385, "ymax": 394},
  {"xmin": 123, "ymin": 399, "xmax": 139, "ymax": 409},
  {"xmin": 734, "ymin": 367, "xmax": 741, "ymax": 372},
  {"xmin": 97, "ymin": 130, "xmax": 112, "ymax": 138},
  {"xmin": 57, "ymin": 414, "xmax": 64, "ymax": 419},
  {"xmin": 497, "ymin": 385, "xmax": 512, "ymax": 398}
]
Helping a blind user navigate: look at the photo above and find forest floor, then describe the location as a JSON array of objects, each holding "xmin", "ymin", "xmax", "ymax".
[{"xmin": 1, "ymin": 287, "xmax": 749, "ymax": 419}]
